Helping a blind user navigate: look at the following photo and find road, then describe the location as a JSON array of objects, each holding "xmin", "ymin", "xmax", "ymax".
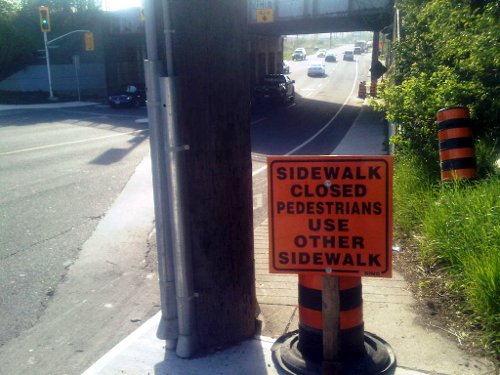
[
  {"xmin": 251, "ymin": 45, "xmax": 373, "ymax": 227},
  {"xmin": 0, "ymin": 46, "xmax": 373, "ymax": 374},
  {"xmin": 0, "ymin": 105, "xmax": 157, "ymax": 374}
]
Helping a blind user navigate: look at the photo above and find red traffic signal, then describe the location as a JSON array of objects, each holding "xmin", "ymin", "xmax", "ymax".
[{"xmin": 39, "ymin": 6, "xmax": 51, "ymax": 32}]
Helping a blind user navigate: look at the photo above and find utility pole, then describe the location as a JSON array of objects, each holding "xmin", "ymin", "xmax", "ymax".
[
  {"xmin": 372, "ymin": 31, "xmax": 380, "ymax": 73},
  {"xmin": 144, "ymin": 0, "xmax": 257, "ymax": 357}
]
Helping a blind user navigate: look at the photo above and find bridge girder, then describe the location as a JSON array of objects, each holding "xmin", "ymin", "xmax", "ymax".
[{"xmin": 248, "ymin": 1, "xmax": 394, "ymax": 35}]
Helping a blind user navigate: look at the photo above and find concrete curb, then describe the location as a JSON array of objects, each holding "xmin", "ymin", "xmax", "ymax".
[{"xmin": 0, "ymin": 101, "xmax": 99, "ymax": 111}]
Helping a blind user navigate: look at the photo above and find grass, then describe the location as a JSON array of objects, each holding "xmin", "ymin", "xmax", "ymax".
[
  {"xmin": 392, "ymin": 153, "xmax": 435, "ymax": 236},
  {"xmin": 393, "ymin": 153, "xmax": 500, "ymax": 357}
]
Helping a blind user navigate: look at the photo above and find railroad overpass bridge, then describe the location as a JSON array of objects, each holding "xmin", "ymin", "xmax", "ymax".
[
  {"xmin": 247, "ymin": 0, "xmax": 394, "ymax": 82},
  {"xmin": 0, "ymin": 2, "xmax": 394, "ymax": 96},
  {"xmin": 248, "ymin": 0, "xmax": 394, "ymax": 35}
]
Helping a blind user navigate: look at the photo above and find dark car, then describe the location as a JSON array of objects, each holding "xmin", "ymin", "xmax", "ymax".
[
  {"xmin": 252, "ymin": 74, "xmax": 295, "ymax": 105},
  {"xmin": 343, "ymin": 51, "xmax": 354, "ymax": 61},
  {"xmin": 108, "ymin": 83, "xmax": 146, "ymax": 108},
  {"xmin": 281, "ymin": 61, "xmax": 290, "ymax": 74}
]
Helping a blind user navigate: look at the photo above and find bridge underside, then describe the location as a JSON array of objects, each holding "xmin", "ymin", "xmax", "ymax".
[{"xmin": 249, "ymin": 9, "xmax": 393, "ymax": 35}]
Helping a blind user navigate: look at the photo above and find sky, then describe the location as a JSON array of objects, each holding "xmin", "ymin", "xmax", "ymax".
[{"xmin": 101, "ymin": 0, "xmax": 142, "ymax": 11}]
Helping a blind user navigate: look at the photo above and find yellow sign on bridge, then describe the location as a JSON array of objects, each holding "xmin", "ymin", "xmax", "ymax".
[{"xmin": 256, "ymin": 8, "xmax": 274, "ymax": 23}]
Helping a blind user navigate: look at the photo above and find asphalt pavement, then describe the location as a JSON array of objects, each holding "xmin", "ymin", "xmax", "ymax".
[
  {"xmin": 0, "ymin": 101, "xmax": 156, "ymax": 374},
  {"xmin": 81, "ymin": 103, "xmax": 496, "ymax": 375}
]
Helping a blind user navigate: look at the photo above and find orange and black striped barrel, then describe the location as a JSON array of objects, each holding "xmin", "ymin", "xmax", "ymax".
[
  {"xmin": 369, "ymin": 81, "xmax": 377, "ymax": 97},
  {"xmin": 436, "ymin": 106, "xmax": 478, "ymax": 180},
  {"xmin": 358, "ymin": 81, "xmax": 367, "ymax": 99},
  {"xmin": 297, "ymin": 274, "xmax": 365, "ymax": 362}
]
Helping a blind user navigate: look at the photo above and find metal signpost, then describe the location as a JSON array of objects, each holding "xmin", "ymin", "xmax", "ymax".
[{"xmin": 72, "ymin": 55, "xmax": 81, "ymax": 101}]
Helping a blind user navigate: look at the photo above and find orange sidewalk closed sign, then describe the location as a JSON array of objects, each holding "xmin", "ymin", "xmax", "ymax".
[{"xmin": 268, "ymin": 156, "xmax": 393, "ymax": 277}]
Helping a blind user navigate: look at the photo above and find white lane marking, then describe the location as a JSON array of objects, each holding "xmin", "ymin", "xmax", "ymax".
[
  {"xmin": 0, "ymin": 129, "xmax": 148, "ymax": 157},
  {"xmin": 251, "ymin": 60, "xmax": 359, "ymax": 176},
  {"xmin": 251, "ymin": 117, "xmax": 267, "ymax": 125},
  {"xmin": 135, "ymin": 118, "xmax": 148, "ymax": 123},
  {"xmin": 284, "ymin": 61, "xmax": 358, "ymax": 156}
]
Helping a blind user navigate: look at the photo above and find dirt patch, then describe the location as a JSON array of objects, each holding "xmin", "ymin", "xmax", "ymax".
[{"xmin": 392, "ymin": 236, "xmax": 496, "ymax": 363}]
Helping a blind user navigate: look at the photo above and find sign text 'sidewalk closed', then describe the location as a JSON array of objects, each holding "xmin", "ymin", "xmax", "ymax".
[{"xmin": 268, "ymin": 156, "xmax": 393, "ymax": 277}]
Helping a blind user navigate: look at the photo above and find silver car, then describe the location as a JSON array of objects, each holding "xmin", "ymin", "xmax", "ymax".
[{"xmin": 307, "ymin": 62, "xmax": 326, "ymax": 77}]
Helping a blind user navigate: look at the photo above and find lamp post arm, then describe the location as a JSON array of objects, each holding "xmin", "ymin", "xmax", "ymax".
[{"xmin": 47, "ymin": 30, "xmax": 91, "ymax": 45}]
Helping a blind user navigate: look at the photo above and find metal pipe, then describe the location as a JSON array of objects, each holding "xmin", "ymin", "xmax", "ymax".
[
  {"xmin": 163, "ymin": 1, "xmax": 174, "ymax": 77},
  {"xmin": 143, "ymin": 0, "xmax": 179, "ymax": 349},
  {"xmin": 160, "ymin": 76, "xmax": 196, "ymax": 358},
  {"xmin": 144, "ymin": 0, "xmax": 157, "ymax": 60},
  {"xmin": 144, "ymin": 60, "xmax": 179, "ymax": 349},
  {"xmin": 161, "ymin": 0, "xmax": 174, "ymax": 76},
  {"xmin": 161, "ymin": 0, "xmax": 197, "ymax": 359}
]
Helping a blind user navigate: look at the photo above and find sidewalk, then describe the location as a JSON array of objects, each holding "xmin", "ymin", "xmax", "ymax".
[{"xmin": 83, "ymin": 105, "xmax": 496, "ymax": 375}]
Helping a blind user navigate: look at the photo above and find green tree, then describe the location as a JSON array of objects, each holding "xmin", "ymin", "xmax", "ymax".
[
  {"xmin": 0, "ymin": 2, "xmax": 38, "ymax": 76},
  {"xmin": 0, "ymin": 0, "xmax": 102, "ymax": 80},
  {"xmin": 0, "ymin": 0, "xmax": 21, "ymax": 17}
]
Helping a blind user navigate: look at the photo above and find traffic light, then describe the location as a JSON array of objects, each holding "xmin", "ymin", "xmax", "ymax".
[
  {"xmin": 39, "ymin": 6, "xmax": 51, "ymax": 33},
  {"xmin": 84, "ymin": 32, "xmax": 94, "ymax": 51}
]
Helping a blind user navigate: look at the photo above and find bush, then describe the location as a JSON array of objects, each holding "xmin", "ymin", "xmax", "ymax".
[{"xmin": 381, "ymin": 0, "xmax": 499, "ymax": 165}]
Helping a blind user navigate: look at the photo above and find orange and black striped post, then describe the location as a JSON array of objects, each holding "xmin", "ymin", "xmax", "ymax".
[
  {"xmin": 358, "ymin": 82, "xmax": 367, "ymax": 99},
  {"xmin": 298, "ymin": 275, "xmax": 365, "ymax": 363},
  {"xmin": 272, "ymin": 274, "xmax": 395, "ymax": 374},
  {"xmin": 436, "ymin": 106, "xmax": 478, "ymax": 181},
  {"xmin": 369, "ymin": 81, "xmax": 377, "ymax": 97}
]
